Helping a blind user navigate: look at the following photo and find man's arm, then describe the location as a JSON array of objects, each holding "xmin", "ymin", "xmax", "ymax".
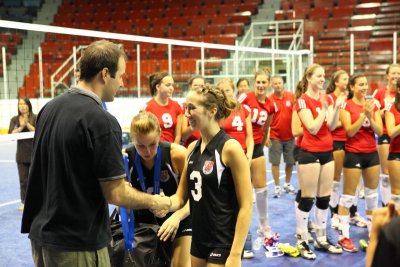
[{"xmin": 100, "ymin": 178, "xmax": 170, "ymax": 211}]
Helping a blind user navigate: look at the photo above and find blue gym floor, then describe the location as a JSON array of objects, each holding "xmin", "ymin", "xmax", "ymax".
[{"xmin": 0, "ymin": 142, "xmax": 367, "ymax": 266}]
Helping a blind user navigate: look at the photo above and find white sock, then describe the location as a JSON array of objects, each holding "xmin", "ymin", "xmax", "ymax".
[
  {"xmin": 329, "ymin": 181, "xmax": 340, "ymax": 209},
  {"xmin": 255, "ymin": 187, "xmax": 268, "ymax": 228},
  {"xmin": 380, "ymin": 174, "xmax": 391, "ymax": 206},
  {"xmin": 315, "ymin": 207, "xmax": 328, "ymax": 233},
  {"xmin": 296, "ymin": 207, "xmax": 309, "ymax": 237},
  {"xmin": 353, "ymin": 187, "xmax": 359, "ymax": 206},
  {"xmin": 338, "ymin": 215, "xmax": 350, "ymax": 239}
]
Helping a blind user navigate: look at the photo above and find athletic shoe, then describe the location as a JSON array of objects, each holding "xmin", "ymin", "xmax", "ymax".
[
  {"xmin": 359, "ymin": 239, "xmax": 368, "ymax": 252},
  {"xmin": 297, "ymin": 240, "xmax": 316, "ymax": 260},
  {"xmin": 338, "ymin": 237, "xmax": 358, "ymax": 252},
  {"xmin": 293, "ymin": 232, "xmax": 314, "ymax": 243},
  {"xmin": 243, "ymin": 250, "xmax": 254, "ymax": 259},
  {"xmin": 278, "ymin": 243, "xmax": 300, "ymax": 257},
  {"xmin": 314, "ymin": 238, "xmax": 343, "ymax": 254},
  {"xmin": 349, "ymin": 213, "xmax": 368, "ymax": 228},
  {"xmin": 331, "ymin": 214, "xmax": 342, "ymax": 230},
  {"xmin": 274, "ymin": 186, "xmax": 281, "ymax": 198},
  {"xmin": 265, "ymin": 246, "xmax": 284, "ymax": 258},
  {"xmin": 283, "ymin": 183, "xmax": 296, "ymax": 194}
]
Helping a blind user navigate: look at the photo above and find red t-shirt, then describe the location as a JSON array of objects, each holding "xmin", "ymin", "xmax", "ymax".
[
  {"xmin": 373, "ymin": 87, "xmax": 394, "ymax": 135},
  {"xmin": 269, "ymin": 91, "xmax": 294, "ymax": 141},
  {"xmin": 387, "ymin": 104, "xmax": 400, "ymax": 153},
  {"xmin": 343, "ymin": 99, "xmax": 379, "ymax": 153},
  {"xmin": 238, "ymin": 91, "xmax": 277, "ymax": 144},
  {"xmin": 297, "ymin": 94, "xmax": 333, "ymax": 152},
  {"xmin": 327, "ymin": 93, "xmax": 347, "ymax": 142},
  {"xmin": 221, "ymin": 107, "xmax": 250, "ymax": 151},
  {"xmin": 145, "ymin": 98, "xmax": 183, "ymax": 142}
]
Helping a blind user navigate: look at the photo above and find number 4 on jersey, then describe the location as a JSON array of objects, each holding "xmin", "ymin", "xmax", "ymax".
[{"xmin": 232, "ymin": 116, "xmax": 244, "ymax": 131}]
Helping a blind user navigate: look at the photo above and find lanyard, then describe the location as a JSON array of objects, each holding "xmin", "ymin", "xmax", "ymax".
[
  {"xmin": 120, "ymin": 154, "xmax": 134, "ymax": 251},
  {"xmin": 134, "ymin": 145, "xmax": 161, "ymax": 194},
  {"xmin": 119, "ymin": 146, "xmax": 162, "ymax": 251}
]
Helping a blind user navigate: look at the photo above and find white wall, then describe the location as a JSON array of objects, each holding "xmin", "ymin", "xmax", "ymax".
[{"xmin": 0, "ymin": 97, "xmax": 186, "ymax": 133}]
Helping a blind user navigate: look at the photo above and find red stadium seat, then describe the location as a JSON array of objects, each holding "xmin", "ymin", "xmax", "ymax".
[
  {"xmin": 224, "ymin": 24, "xmax": 244, "ymax": 36},
  {"xmin": 309, "ymin": 7, "xmax": 330, "ymax": 19},
  {"xmin": 332, "ymin": 6, "xmax": 354, "ymax": 18},
  {"xmin": 204, "ymin": 25, "xmax": 223, "ymax": 35}
]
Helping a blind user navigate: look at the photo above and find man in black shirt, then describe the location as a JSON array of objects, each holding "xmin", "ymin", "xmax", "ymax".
[{"xmin": 21, "ymin": 40, "xmax": 170, "ymax": 267}]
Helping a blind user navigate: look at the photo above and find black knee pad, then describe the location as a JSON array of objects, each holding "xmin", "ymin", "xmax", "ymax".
[
  {"xmin": 298, "ymin": 197, "xmax": 314, "ymax": 212},
  {"xmin": 316, "ymin": 196, "xmax": 330, "ymax": 210},
  {"xmin": 295, "ymin": 190, "xmax": 302, "ymax": 203}
]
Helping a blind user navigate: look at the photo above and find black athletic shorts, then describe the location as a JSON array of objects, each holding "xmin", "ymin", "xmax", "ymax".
[
  {"xmin": 175, "ymin": 216, "xmax": 192, "ymax": 238},
  {"xmin": 378, "ymin": 134, "xmax": 391, "ymax": 145},
  {"xmin": 343, "ymin": 151, "xmax": 380, "ymax": 169},
  {"xmin": 297, "ymin": 149, "xmax": 333, "ymax": 165},
  {"xmin": 293, "ymin": 145, "xmax": 301, "ymax": 162},
  {"xmin": 333, "ymin": 141, "xmax": 345, "ymax": 151},
  {"xmin": 252, "ymin": 143, "xmax": 265, "ymax": 159},
  {"xmin": 388, "ymin": 152, "xmax": 400, "ymax": 161},
  {"xmin": 191, "ymin": 241, "xmax": 231, "ymax": 264}
]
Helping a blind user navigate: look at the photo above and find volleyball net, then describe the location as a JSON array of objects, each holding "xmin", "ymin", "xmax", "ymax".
[{"xmin": 0, "ymin": 19, "xmax": 310, "ymax": 140}]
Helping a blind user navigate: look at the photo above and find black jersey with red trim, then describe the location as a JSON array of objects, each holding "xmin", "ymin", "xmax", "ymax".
[{"xmin": 187, "ymin": 129, "xmax": 238, "ymax": 248}]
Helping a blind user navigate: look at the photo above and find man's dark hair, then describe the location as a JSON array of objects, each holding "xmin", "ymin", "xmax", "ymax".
[{"xmin": 79, "ymin": 40, "xmax": 127, "ymax": 82}]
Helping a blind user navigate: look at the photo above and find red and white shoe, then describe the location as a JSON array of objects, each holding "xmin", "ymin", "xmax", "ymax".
[{"xmin": 338, "ymin": 237, "xmax": 358, "ymax": 253}]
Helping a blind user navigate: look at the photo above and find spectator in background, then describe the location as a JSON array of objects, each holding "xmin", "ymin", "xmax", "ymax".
[
  {"xmin": 267, "ymin": 75, "xmax": 296, "ymax": 198},
  {"xmin": 145, "ymin": 72, "xmax": 183, "ymax": 144},
  {"xmin": 8, "ymin": 97, "xmax": 37, "ymax": 211}
]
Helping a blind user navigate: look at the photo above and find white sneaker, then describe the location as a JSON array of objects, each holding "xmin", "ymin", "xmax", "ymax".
[
  {"xmin": 359, "ymin": 188, "xmax": 365, "ymax": 199},
  {"xmin": 243, "ymin": 250, "xmax": 254, "ymax": 259},
  {"xmin": 274, "ymin": 186, "xmax": 281, "ymax": 198},
  {"xmin": 331, "ymin": 214, "xmax": 342, "ymax": 230},
  {"xmin": 349, "ymin": 213, "xmax": 368, "ymax": 228},
  {"xmin": 283, "ymin": 183, "xmax": 296, "ymax": 194}
]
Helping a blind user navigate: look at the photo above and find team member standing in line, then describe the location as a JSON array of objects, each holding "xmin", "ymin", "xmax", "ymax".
[
  {"xmin": 145, "ymin": 71, "xmax": 183, "ymax": 144},
  {"xmin": 182, "ymin": 76, "xmax": 205, "ymax": 147},
  {"xmin": 327, "ymin": 70, "xmax": 368, "ymax": 230},
  {"xmin": 126, "ymin": 111, "xmax": 191, "ymax": 267},
  {"xmin": 373, "ymin": 64, "xmax": 400, "ymax": 206},
  {"xmin": 295, "ymin": 64, "xmax": 345, "ymax": 259},
  {"xmin": 238, "ymin": 68, "xmax": 278, "ymax": 239},
  {"xmin": 337, "ymin": 74, "xmax": 383, "ymax": 252},
  {"xmin": 268, "ymin": 75, "xmax": 296, "ymax": 197},
  {"xmin": 236, "ymin": 78, "xmax": 250, "ymax": 95},
  {"xmin": 8, "ymin": 97, "xmax": 37, "ymax": 211},
  {"xmin": 160, "ymin": 84, "xmax": 252, "ymax": 267},
  {"xmin": 385, "ymin": 79, "xmax": 400, "ymax": 207},
  {"xmin": 21, "ymin": 41, "xmax": 171, "ymax": 267}
]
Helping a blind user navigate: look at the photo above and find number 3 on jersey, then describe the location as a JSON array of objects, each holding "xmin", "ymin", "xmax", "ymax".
[
  {"xmin": 162, "ymin": 113, "xmax": 173, "ymax": 128},
  {"xmin": 232, "ymin": 115, "xmax": 244, "ymax": 131},
  {"xmin": 190, "ymin": 171, "xmax": 202, "ymax": 201}
]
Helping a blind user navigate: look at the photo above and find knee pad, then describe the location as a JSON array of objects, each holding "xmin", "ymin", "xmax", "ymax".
[
  {"xmin": 365, "ymin": 187, "xmax": 379, "ymax": 210},
  {"xmin": 339, "ymin": 194, "xmax": 355, "ymax": 209},
  {"xmin": 298, "ymin": 197, "xmax": 314, "ymax": 212},
  {"xmin": 316, "ymin": 196, "xmax": 330, "ymax": 210},
  {"xmin": 391, "ymin": 194, "xmax": 400, "ymax": 208},
  {"xmin": 295, "ymin": 190, "xmax": 302, "ymax": 203}
]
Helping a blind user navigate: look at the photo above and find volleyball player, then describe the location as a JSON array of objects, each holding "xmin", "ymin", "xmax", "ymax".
[
  {"xmin": 238, "ymin": 68, "xmax": 278, "ymax": 240},
  {"xmin": 126, "ymin": 111, "xmax": 191, "ymax": 267},
  {"xmin": 236, "ymin": 78, "xmax": 250, "ymax": 95},
  {"xmin": 337, "ymin": 74, "xmax": 383, "ymax": 252},
  {"xmin": 217, "ymin": 78, "xmax": 254, "ymax": 258},
  {"xmin": 181, "ymin": 76, "xmax": 204, "ymax": 147},
  {"xmin": 268, "ymin": 75, "xmax": 296, "ymax": 197},
  {"xmin": 327, "ymin": 70, "xmax": 368, "ymax": 230},
  {"xmin": 385, "ymin": 79, "xmax": 400, "ymax": 208},
  {"xmin": 295, "ymin": 64, "xmax": 345, "ymax": 259},
  {"xmin": 373, "ymin": 64, "xmax": 400, "ymax": 207},
  {"xmin": 161, "ymin": 84, "xmax": 252, "ymax": 267},
  {"xmin": 145, "ymin": 71, "xmax": 183, "ymax": 144}
]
